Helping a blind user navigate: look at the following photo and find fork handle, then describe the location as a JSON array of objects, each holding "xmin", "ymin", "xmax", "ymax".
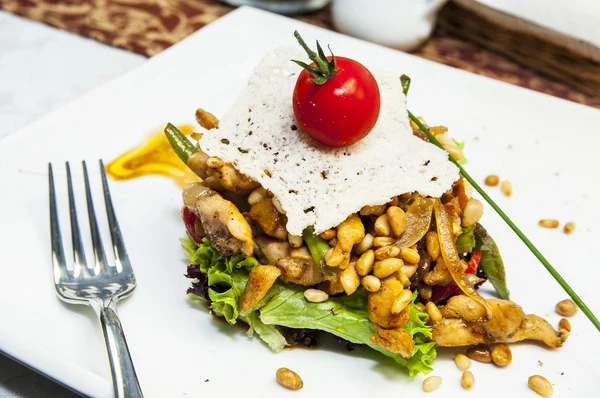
[{"xmin": 98, "ymin": 301, "xmax": 144, "ymax": 398}]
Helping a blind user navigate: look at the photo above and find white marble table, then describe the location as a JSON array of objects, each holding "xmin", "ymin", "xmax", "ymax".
[{"xmin": 0, "ymin": 11, "xmax": 145, "ymax": 397}]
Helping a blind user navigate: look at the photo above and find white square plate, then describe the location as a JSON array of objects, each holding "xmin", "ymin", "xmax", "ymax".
[{"xmin": 0, "ymin": 6, "xmax": 599, "ymax": 398}]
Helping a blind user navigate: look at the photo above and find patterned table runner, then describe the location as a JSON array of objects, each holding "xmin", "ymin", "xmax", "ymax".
[{"xmin": 1, "ymin": 0, "xmax": 598, "ymax": 108}]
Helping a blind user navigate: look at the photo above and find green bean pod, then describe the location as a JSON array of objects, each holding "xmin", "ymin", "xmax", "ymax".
[{"xmin": 164, "ymin": 123, "xmax": 198, "ymax": 163}]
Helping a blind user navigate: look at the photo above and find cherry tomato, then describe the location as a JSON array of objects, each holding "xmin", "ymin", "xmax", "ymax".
[{"xmin": 292, "ymin": 56, "xmax": 381, "ymax": 147}]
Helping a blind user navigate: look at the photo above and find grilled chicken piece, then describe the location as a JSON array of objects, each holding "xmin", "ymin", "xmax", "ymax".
[
  {"xmin": 185, "ymin": 143, "xmax": 258, "ymax": 194},
  {"xmin": 432, "ymin": 299, "xmax": 567, "ymax": 348},
  {"xmin": 277, "ymin": 256, "xmax": 324, "ymax": 286},
  {"xmin": 238, "ymin": 265, "xmax": 281, "ymax": 312},
  {"xmin": 186, "ymin": 151, "xmax": 210, "ymax": 179},
  {"xmin": 368, "ymin": 277, "xmax": 409, "ymax": 329},
  {"xmin": 217, "ymin": 163, "xmax": 259, "ymax": 194},
  {"xmin": 255, "ymin": 241, "xmax": 324, "ymax": 286},
  {"xmin": 249, "ymin": 198, "xmax": 287, "ymax": 240},
  {"xmin": 254, "ymin": 236, "xmax": 291, "ymax": 265},
  {"xmin": 371, "ymin": 325, "xmax": 414, "ymax": 358},
  {"xmin": 319, "ymin": 273, "xmax": 345, "ymax": 295},
  {"xmin": 183, "ymin": 183, "xmax": 253, "ymax": 256}
]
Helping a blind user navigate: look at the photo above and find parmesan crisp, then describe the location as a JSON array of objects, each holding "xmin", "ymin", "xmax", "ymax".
[{"xmin": 200, "ymin": 47, "xmax": 459, "ymax": 235}]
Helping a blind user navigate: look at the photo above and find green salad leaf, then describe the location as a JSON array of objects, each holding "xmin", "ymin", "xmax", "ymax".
[{"xmin": 182, "ymin": 238, "xmax": 436, "ymax": 375}]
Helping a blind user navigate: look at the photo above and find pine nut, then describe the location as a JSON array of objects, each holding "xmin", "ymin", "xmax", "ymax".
[
  {"xmin": 539, "ymin": 219, "xmax": 559, "ymax": 228},
  {"xmin": 398, "ymin": 271, "xmax": 411, "ymax": 288},
  {"xmin": 361, "ymin": 275, "xmax": 381, "ymax": 292},
  {"xmin": 437, "ymin": 135, "xmax": 463, "ymax": 161},
  {"xmin": 528, "ymin": 375, "xmax": 553, "ymax": 397},
  {"xmin": 356, "ymin": 250, "xmax": 375, "ymax": 276},
  {"xmin": 340, "ymin": 264, "xmax": 360, "ymax": 295},
  {"xmin": 389, "ymin": 196, "xmax": 399, "ymax": 206},
  {"xmin": 391, "ymin": 289, "xmax": 413, "ymax": 314},
  {"xmin": 375, "ymin": 245, "xmax": 401, "ymax": 260},
  {"xmin": 466, "ymin": 346, "xmax": 492, "ymax": 363},
  {"xmin": 429, "ymin": 126, "xmax": 448, "ymax": 135},
  {"xmin": 484, "ymin": 175, "xmax": 499, "ymax": 186},
  {"xmin": 501, "ymin": 180, "xmax": 512, "ymax": 196},
  {"xmin": 247, "ymin": 187, "xmax": 267, "ymax": 205},
  {"xmin": 373, "ymin": 258, "xmax": 403, "ymax": 279},
  {"xmin": 426, "ymin": 302, "xmax": 443, "ymax": 323},
  {"xmin": 374, "ymin": 214, "xmax": 391, "ymax": 237},
  {"xmin": 373, "ymin": 237, "xmax": 395, "ymax": 248},
  {"xmin": 206, "ymin": 156, "xmax": 224, "ymax": 168},
  {"xmin": 454, "ymin": 353, "xmax": 471, "ymax": 371},
  {"xmin": 491, "ymin": 344, "xmax": 512, "ymax": 367},
  {"xmin": 558, "ymin": 318, "xmax": 571, "ymax": 332},
  {"xmin": 555, "ymin": 299, "xmax": 578, "ymax": 317},
  {"xmin": 462, "ymin": 198, "xmax": 484, "ymax": 227},
  {"xmin": 426, "ymin": 231, "xmax": 440, "ymax": 261},
  {"xmin": 288, "ymin": 234, "xmax": 303, "ymax": 248},
  {"xmin": 399, "ymin": 247, "xmax": 420, "ymax": 264},
  {"xmin": 272, "ymin": 197, "xmax": 286, "ymax": 214},
  {"xmin": 415, "ymin": 302, "xmax": 426, "ymax": 312},
  {"xmin": 354, "ymin": 233, "xmax": 374, "ymax": 255},
  {"xmin": 422, "ymin": 376, "xmax": 442, "ymax": 393},
  {"xmin": 276, "ymin": 368, "xmax": 303, "ymax": 390},
  {"xmin": 387, "ymin": 206, "xmax": 407, "ymax": 237},
  {"xmin": 304, "ymin": 288, "xmax": 329, "ymax": 303},
  {"xmin": 324, "ymin": 247, "xmax": 343, "ymax": 267},
  {"xmin": 409, "ymin": 117, "xmax": 425, "ymax": 131},
  {"xmin": 564, "ymin": 222, "xmax": 575, "ymax": 234},
  {"xmin": 461, "ymin": 371, "xmax": 475, "ymax": 390},
  {"xmin": 320, "ymin": 229, "xmax": 336, "ymax": 240},
  {"xmin": 401, "ymin": 264, "xmax": 418, "ymax": 279}
]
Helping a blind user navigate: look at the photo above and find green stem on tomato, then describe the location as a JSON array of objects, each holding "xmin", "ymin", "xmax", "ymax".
[
  {"xmin": 164, "ymin": 123, "xmax": 198, "ymax": 163},
  {"xmin": 408, "ymin": 110, "xmax": 600, "ymax": 332},
  {"xmin": 302, "ymin": 226, "xmax": 330, "ymax": 269},
  {"xmin": 291, "ymin": 30, "xmax": 339, "ymax": 85}
]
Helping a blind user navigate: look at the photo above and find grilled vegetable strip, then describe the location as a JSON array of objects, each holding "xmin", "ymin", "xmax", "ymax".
[
  {"xmin": 474, "ymin": 224, "xmax": 509, "ymax": 299},
  {"xmin": 394, "ymin": 196, "xmax": 434, "ymax": 249},
  {"xmin": 433, "ymin": 200, "xmax": 492, "ymax": 318},
  {"xmin": 165, "ymin": 123, "xmax": 198, "ymax": 163}
]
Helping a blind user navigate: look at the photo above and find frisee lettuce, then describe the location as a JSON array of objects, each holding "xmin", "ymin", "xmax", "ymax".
[{"xmin": 182, "ymin": 238, "xmax": 437, "ymax": 375}]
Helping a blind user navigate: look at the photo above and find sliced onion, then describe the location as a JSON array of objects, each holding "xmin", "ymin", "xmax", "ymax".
[
  {"xmin": 433, "ymin": 200, "xmax": 492, "ymax": 319},
  {"xmin": 395, "ymin": 196, "xmax": 434, "ymax": 248}
]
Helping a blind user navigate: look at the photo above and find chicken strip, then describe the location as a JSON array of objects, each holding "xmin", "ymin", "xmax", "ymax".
[
  {"xmin": 254, "ymin": 235, "xmax": 291, "ymax": 265},
  {"xmin": 239, "ymin": 265, "xmax": 281, "ymax": 312},
  {"xmin": 183, "ymin": 183, "xmax": 253, "ymax": 256},
  {"xmin": 277, "ymin": 256, "xmax": 324, "ymax": 286},
  {"xmin": 432, "ymin": 298, "xmax": 567, "ymax": 348}
]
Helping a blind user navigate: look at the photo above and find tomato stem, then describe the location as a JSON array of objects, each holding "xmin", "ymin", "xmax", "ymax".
[{"xmin": 292, "ymin": 30, "xmax": 339, "ymax": 85}]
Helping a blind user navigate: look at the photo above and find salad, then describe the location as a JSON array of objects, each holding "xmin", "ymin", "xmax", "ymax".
[{"xmin": 163, "ymin": 32, "xmax": 568, "ymax": 379}]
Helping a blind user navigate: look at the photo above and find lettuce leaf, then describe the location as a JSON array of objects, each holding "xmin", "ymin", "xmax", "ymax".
[
  {"xmin": 183, "ymin": 238, "xmax": 436, "ymax": 376},
  {"xmin": 183, "ymin": 237, "xmax": 258, "ymax": 324},
  {"xmin": 259, "ymin": 288, "xmax": 435, "ymax": 376}
]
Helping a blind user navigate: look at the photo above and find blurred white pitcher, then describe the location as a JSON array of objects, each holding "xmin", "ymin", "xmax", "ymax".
[{"xmin": 332, "ymin": 0, "xmax": 449, "ymax": 51}]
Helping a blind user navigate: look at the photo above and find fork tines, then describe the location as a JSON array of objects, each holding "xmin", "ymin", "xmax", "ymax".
[{"xmin": 49, "ymin": 160, "xmax": 132, "ymax": 281}]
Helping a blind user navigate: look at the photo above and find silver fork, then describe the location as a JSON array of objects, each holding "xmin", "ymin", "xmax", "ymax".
[{"xmin": 49, "ymin": 160, "xmax": 143, "ymax": 398}]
